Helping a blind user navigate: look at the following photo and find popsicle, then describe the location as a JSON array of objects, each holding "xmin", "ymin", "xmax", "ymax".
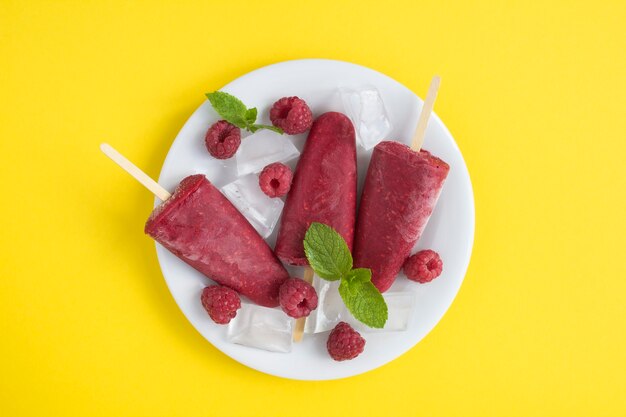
[
  {"xmin": 101, "ymin": 144, "xmax": 289, "ymax": 307},
  {"xmin": 353, "ymin": 77, "xmax": 449, "ymax": 292},
  {"xmin": 275, "ymin": 112, "xmax": 357, "ymax": 265}
]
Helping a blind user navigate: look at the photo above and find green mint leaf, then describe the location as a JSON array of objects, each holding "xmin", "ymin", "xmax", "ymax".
[
  {"xmin": 205, "ymin": 91, "xmax": 248, "ymax": 128},
  {"xmin": 346, "ymin": 268, "xmax": 373, "ymax": 283},
  {"xmin": 339, "ymin": 277, "xmax": 388, "ymax": 329},
  {"xmin": 303, "ymin": 222, "xmax": 352, "ymax": 281},
  {"xmin": 205, "ymin": 91, "xmax": 283, "ymax": 134},
  {"xmin": 251, "ymin": 124, "xmax": 284, "ymax": 134},
  {"xmin": 244, "ymin": 107, "xmax": 257, "ymax": 125}
]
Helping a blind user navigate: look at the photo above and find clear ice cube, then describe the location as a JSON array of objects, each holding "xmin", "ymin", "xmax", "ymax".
[
  {"xmin": 340, "ymin": 86, "xmax": 392, "ymax": 150},
  {"xmin": 220, "ymin": 174, "xmax": 284, "ymax": 238},
  {"xmin": 227, "ymin": 303, "xmax": 294, "ymax": 353},
  {"xmin": 348, "ymin": 292, "xmax": 416, "ymax": 333},
  {"xmin": 236, "ymin": 129, "xmax": 300, "ymax": 177},
  {"xmin": 304, "ymin": 271, "xmax": 416, "ymax": 334},
  {"xmin": 304, "ymin": 275, "xmax": 344, "ymax": 334}
]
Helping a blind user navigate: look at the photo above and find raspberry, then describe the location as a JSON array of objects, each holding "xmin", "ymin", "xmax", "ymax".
[
  {"xmin": 404, "ymin": 249, "xmax": 443, "ymax": 283},
  {"xmin": 205, "ymin": 120, "xmax": 241, "ymax": 159},
  {"xmin": 278, "ymin": 278, "xmax": 318, "ymax": 318},
  {"xmin": 259, "ymin": 162, "xmax": 293, "ymax": 198},
  {"xmin": 269, "ymin": 96, "xmax": 313, "ymax": 134},
  {"xmin": 200, "ymin": 285, "xmax": 241, "ymax": 324},
  {"xmin": 327, "ymin": 322, "xmax": 365, "ymax": 361}
]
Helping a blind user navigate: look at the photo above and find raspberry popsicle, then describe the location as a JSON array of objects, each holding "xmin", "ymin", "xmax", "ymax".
[
  {"xmin": 145, "ymin": 174, "xmax": 289, "ymax": 307},
  {"xmin": 354, "ymin": 142, "xmax": 449, "ymax": 292},
  {"xmin": 101, "ymin": 144, "xmax": 289, "ymax": 307},
  {"xmin": 275, "ymin": 112, "xmax": 357, "ymax": 265},
  {"xmin": 353, "ymin": 76, "xmax": 449, "ymax": 292}
]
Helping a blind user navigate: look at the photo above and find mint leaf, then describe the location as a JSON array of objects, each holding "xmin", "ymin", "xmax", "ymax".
[
  {"xmin": 346, "ymin": 268, "xmax": 372, "ymax": 283},
  {"xmin": 205, "ymin": 91, "xmax": 247, "ymax": 128},
  {"xmin": 205, "ymin": 91, "xmax": 283, "ymax": 135},
  {"xmin": 244, "ymin": 108, "xmax": 257, "ymax": 125},
  {"xmin": 302, "ymin": 222, "xmax": 388, "ymax": 328},
  {"xmin": 339, "ymin": 275, "xmax": 388, "ymax": 329},
  {"xmin": 303, "ymin": 222, "xmax": 352, "ymax": 280},
  {"xmin": 251, "ymin": 124, "xmax": 283, "ymax": 134}
]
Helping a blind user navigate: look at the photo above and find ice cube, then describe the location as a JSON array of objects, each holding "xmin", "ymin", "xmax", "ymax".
[
  {"xmin": 236, "ymin": 129, "xmax": 300, "ymax": 177},
  {"xmin": 220, "ymin": 174, "xmax": 284, "ymax": 238},
  {"xmin": 339, "ymin": 86, "xmax": 392, "ymax": 150},
  {"xmin": 304, "ymin": 274, "xmax": 344, "ymax": 334},
  {"xmin": 304, "ymin": 272, "xmax": 416, "ymax": 334},
  {"xmin": 347, "ymin": 292, "xmax": 416, "ymax": 333},
  {"xmin": 227, "ymin": 303, "xmax": 294, "ymax": 353}
]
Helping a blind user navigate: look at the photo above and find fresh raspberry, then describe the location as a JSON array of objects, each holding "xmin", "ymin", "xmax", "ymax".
[
  {"xmin": 200, "ymin": 285, "xmax": 241, "ymax": 324},
  {"xmin": 404, "ymin": 249, "xmax": 443, "ymax": 283},
  {"xmin": 205, "ymin": 120, "xmax": 241, "ymax": 159},
  {"xmin": 327, "ymin": 322, "xmax": 365, "ymax": 361},
  {"xmin": 259, "ymin": 162, "xmax": 293, "ymax": 198},
  {"xmin": 269, "ymin": 96, "xmax": 313, "ymax": 134},
  {"xmin": 278, "ymin": 278, "xmax": 318, "ymax": 318}
]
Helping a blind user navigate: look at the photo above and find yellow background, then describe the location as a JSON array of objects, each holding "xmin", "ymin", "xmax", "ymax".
[{"xmin": 1, "ymin": 0, "xmax": 625, "ymax": 416}]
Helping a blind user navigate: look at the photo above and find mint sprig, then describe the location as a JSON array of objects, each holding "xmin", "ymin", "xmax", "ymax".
[
  {"xmin": 205, "ymin": 91, "xmax": 283, "ymax": 134},
  {"xmin": 339, "ymin": 269, "xmax": 387, "ymax": 329},
  {"xmin": 303, "ymin": 223, "xmax": 352, "ymax": 281},
  {"xmin": 304, "ymin": 223, "xmax": 388, "ymax": 328}
]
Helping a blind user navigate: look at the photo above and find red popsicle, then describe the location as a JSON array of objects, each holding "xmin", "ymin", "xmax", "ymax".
[
  {"xmin": 353, "ymin": 142, "xmax": 449, "ymax": 292},
  {"xmin": 101, "ymin": 144, "xmax": 289, "ymax": 308},
  {"xmin": 274, "ymin": 112, "xmax": 357, "ymax": 265},
  {"xmin": 353, "ymin": 76, "xmax": 449, "ymax": 292},
  {"xmin": 145, "ymin": 174, "xmax": 289, "ymax": 307}
]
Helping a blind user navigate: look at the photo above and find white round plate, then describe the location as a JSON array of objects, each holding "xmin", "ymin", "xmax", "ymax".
[{"xmin": 156, "ymin": 59, "xmax": 474, "ymax": 380}]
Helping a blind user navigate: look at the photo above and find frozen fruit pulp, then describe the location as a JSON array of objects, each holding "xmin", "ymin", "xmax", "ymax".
[
  {"xmin": 353, "ymin": 141, "xmax": 449, "ymax": 292},
  {"xmin": 275, "ymin": 112, "xmax": 357, "ymax": 265},
  {"xmin": 145, "ymin": 174, "xmax": 289, "ymax": 307}
]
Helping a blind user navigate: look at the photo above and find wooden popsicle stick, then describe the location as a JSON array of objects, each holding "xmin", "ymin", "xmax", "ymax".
[
  {"xmin": 410, "ymin": 75, "xmax": 441, "ymax": 152},
  {"xmin": 293, "ymin": 266, "xmax": 315, "ymax": 343},
  {"xmin": 100, "ymin": 143, "xmax": 171, "ymax": 201}
]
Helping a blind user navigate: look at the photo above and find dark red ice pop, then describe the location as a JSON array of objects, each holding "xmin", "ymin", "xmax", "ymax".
[
  {"xmin": 145, "ymin": 174, "xmax": 289, "ymax": 307},
  {"xmin": 353, "ymin": 142, "xmax": 449, "ymax": 292},
  {"xmin": 353, "ymin": 76, "xmax": 449, "ymax": 292},
  {"xmin": 274, "ymin": 112, "xmax": 357, "ymax": 265}
]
